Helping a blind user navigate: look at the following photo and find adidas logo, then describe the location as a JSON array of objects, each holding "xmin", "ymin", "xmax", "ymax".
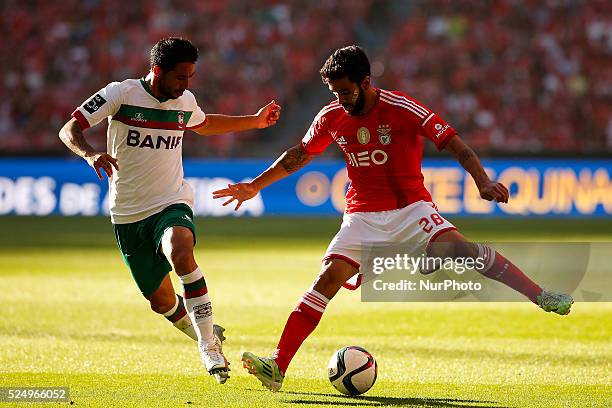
[{"xmin": 337, "ymin": 136, "xmax": 347, "ymax": 145}]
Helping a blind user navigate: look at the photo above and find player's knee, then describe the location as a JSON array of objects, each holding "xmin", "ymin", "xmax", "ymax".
[
  {"xmin": 167, "ymin": 245, "xmax": 195, "ymax": 271},
  {"xmin": 161, "ymin": 228, "xmax": 196, "ymax": 271},
  {"xmin": 426, "ymin": 237, "xmax": 478, "ymax": 259},
  {"xmin": 313, "ymin": 260, "xmax": 354, "ymax": 294},
  {"xmin": 148, "ymin": 293, "xmax": 176, "ymax": 314}
]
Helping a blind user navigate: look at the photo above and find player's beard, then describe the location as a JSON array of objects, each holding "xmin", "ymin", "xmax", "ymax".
[
  {"xmin": 344, "ymin": 86, "xmax": 366, "ymax": 116},
  {"xmin": 159, "ymin": 77, "xmax": 184, "ymax": 100}
]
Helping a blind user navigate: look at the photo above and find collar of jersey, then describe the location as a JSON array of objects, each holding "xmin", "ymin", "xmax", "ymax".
[{"xmin": 140, "ymin": 78, "xmax": 170, "ymax": 103}]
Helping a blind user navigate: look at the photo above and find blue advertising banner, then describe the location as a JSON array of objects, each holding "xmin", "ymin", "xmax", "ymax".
[{"xmin": 0, "ymin": 158, "xmax": 609, "ymax": 217}]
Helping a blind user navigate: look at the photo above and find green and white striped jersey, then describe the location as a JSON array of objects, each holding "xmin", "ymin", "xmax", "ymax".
[{"xmin": 73, "ymin": 78, "xmax": 206, "ymax": 224}]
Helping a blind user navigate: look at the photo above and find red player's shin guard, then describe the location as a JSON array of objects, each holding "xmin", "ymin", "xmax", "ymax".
[
  {"xmin": 477, "ymin": 244, "xmax": 542, "ymax": 303},
  {"xmin": 274, "ymin": 290, "xmax": 329, "ymax": 374}
]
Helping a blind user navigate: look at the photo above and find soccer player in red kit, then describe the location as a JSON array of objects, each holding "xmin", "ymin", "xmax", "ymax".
[{"xmin": 212, "ymin": 46, "xmax": 573, "ymax": 391}]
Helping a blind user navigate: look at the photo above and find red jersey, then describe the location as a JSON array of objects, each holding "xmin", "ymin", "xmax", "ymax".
[{"xmin": 301, "ymin": 88, "xmax": 456, "ymax": 213}]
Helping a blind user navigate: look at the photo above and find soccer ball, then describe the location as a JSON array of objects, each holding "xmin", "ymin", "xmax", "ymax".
[{"xmin": 328, "ymin": 346, "xmax": 377, "ymax": 395}]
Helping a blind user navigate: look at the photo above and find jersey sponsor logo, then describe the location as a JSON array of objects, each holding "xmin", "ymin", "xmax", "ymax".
[
  {"xmin": 126, "ymin": 129, "xmax": 182, "ymax": 150},
  {"xmin": 357, "ymin": 127, "xmax": 370, "ymax": 144},
  {"xmin": 112, "ymin": 104, "xmax": 193, "ymax": 130},
  {"xmin": 84, "ymin": 94, "xmax": 107, "ymax": 114},
  {"xmin": 337, "ymin": 136, "xmax": 347, "ymax": 145},
  {"xmin": 377, "ymin": 124, "xmax": 391, "ymax": 145},
  {"xmin": 347, "ymin": 149, "xmax": 388, "ymax": 167},
  {"xmin": 433, "ymin": 123, "xmax": 450, "ymax": 138}
]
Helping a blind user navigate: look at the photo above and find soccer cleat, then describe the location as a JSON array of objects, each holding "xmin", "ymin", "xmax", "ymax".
[
  {"xmin": 537, "ymin": 290, "xmax": 574, "ymax": 315},
  {"xmin": 213, "ymin": 324, "xmax": 226, "ymax": 343},
  {"xmin": 241, "ymin": 351, "xmax": 284, "ymax": 392},
  {"xmin": 199, "ymin": 324, "xmax": 230, "ymax": 384}
]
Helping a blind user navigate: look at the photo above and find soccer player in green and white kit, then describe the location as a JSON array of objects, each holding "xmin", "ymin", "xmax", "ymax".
[{"xmin": 58, "ymin": 37, "xmax": 281, "ymax": 384}]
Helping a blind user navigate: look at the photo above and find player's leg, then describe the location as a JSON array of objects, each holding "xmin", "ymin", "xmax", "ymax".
[
  {"xmin": 147, "ymin": 273, "xmax": 197, "ymax": 340},
  {"xmin": 242, "ymin": 258, "xmax": 358, "ymax": 391},
  {"xmin": 275, "ymin": 258, "xmax": 357, "ymax": 371},
  {"xmin": 113, "ymin": 220, "xmax": 197, "ymax": 337},
  {"xmin": 427, "ymin": 229, "xmax": 573, "ymax": 314},
  {"xmin": 160, "ymin": 225, "xmax": 230, "ymax": 382},
  {"xmin": 113, "ymin": 208, "xmax": 228, "ymax": 382},
  {"xmin": 159, "ymin": 227, "xmax": 210, "ymax": 338}
]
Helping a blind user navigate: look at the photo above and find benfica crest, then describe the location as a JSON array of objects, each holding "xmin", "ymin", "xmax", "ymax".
[{"xmin": 377, "ymin": 124, "xmax": 391, "ymax": 145}]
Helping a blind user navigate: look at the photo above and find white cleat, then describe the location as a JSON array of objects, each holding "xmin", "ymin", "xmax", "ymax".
[{"xmin": 199, "ymin": 325, "xmax": 230, "ymax": 384}]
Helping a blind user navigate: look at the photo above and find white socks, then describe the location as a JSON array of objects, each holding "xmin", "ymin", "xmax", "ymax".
[
  {"xmin": 163, "ymin": 294, "xmax": 197, "ymax": 341},
  {"xmin": 178, "ymin": 267, "xmax": 214, "ymax": 344}
]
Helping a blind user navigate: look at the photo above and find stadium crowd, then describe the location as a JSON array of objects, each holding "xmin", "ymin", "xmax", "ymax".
[
  {"xmin": 0, "ymin": 0, "xmax": 610, "ymax": 156},
  {"xmin": 379, "ymin": 0, "xmax": 611, "ymax": 153}
]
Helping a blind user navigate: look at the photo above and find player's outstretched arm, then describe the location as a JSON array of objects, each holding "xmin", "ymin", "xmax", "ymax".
[
  {"xmin": 445, "ymin": 134, "xmax": 509, "ymax": 203},
  {"xmin": 193, "ymin": 100, "xmax": 281, "ymax": 136},
  {"xmin": 212, "ymin": 143, "xmax": 313, "ymax": 210},
  {"xmin": 58, "ymin": 118, "xmax": 119, "ymax": 180}
]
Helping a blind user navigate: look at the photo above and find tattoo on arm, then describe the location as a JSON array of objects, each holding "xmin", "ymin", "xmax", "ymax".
[
  {"xmin": 280, "ymin": 145, "xmax": 311, "ymax": 173},
  {"xmin": 452, "ymin": 142, "xmax": 489, "ymax": 187},
  {"xmin": 457, "ymin": 147, "xmax": 475, "ymax": 165}
]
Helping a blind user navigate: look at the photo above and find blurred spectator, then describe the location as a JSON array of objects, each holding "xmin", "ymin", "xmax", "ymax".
[
  {"xmin": 0, "ymin": 0, "xmax": 370, "ymax": 156},
  {"xmin": 0, "ymin": 0, "xmax": 609, "ymax": 156},
  {"xmin": 378, "ymin": 0, "xmax": 611, "ymax": 154}
]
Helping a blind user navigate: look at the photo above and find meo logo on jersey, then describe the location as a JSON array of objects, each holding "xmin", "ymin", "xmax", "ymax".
[
  {"xmin": 84, "ymin": 93, "xmax": 107, "ymax": 114},
  {"xmin": 347, "ymin": 149, "xmax": 388, "ymax": 167}
]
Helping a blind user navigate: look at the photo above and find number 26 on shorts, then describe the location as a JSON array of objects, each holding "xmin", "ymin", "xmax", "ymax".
[{"xmin": 418, "ymin": 213, "xmax": 444, "ymax": 234}]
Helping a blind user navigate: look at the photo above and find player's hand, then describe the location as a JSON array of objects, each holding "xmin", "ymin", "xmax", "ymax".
[
  {"xmin": 478, "ymin": 180, "xmax": 509, "ymax": 203},
  {"xmin": 85, "ymin": 153, "xmax": 119, "ymax": 180},
  {"xmin": 212, "ymin": 182, "xmax": 259, "ymax": 210},
  {"xmin": 254, "ymin": 100, "xmax": 281, "ymax": 128}
]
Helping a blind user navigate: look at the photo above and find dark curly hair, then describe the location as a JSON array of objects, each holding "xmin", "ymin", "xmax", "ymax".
[
  {"xmin": 150, "ymin": 37, "xmax": 198, "ymax": 72},
  {"xmin": 320, "ymin": 45, "xmax": 371, "ymax": 84}
]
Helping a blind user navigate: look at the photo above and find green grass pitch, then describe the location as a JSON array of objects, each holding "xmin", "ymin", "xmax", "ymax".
[{"xmin": 0, "ymin": 216, "xmax": 611, "ymax": 407}]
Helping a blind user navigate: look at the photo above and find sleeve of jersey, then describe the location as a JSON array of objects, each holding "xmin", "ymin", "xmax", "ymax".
[
  {"xmin": 186, "ymin": 96, "xmax": 207, "ymax": 129},
  {"xmin": 71, "ymin": 82, "xmax": 122, "ymax": 130},
  {"xmin": 420, "ymin": 111, "xmax": 456, "ymax": 151},
  {"xmin": 301, "ymin": 113, "xmax": 333, "ymax": 155}
]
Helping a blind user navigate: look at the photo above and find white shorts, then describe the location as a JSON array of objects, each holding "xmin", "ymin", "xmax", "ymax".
[{"xmin": 323, "ymin": 201, "xmax": 456, "ymax": 290}]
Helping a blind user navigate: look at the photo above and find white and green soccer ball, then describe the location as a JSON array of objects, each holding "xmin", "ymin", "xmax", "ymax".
[{"xmin": 328, "ymin": 346, "xmax": 377, "ymax": 395}]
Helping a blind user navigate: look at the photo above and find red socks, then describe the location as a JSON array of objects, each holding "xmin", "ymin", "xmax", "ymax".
[
  {"xmin": 274, "ymin": 289, "xmax": 329, "ymax": 374},
  {"xmin": 477, "ymin": 244, "xmax": 542, "ymax": 303},
  {"xmin": 272, "ymin": 245, "xmax": 542, "ymax": 376}
]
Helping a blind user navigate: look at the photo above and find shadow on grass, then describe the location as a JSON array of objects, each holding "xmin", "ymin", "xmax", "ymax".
[{"xmin": 280, "ymin": 391, "xmax": 512, "ymax": 408}]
